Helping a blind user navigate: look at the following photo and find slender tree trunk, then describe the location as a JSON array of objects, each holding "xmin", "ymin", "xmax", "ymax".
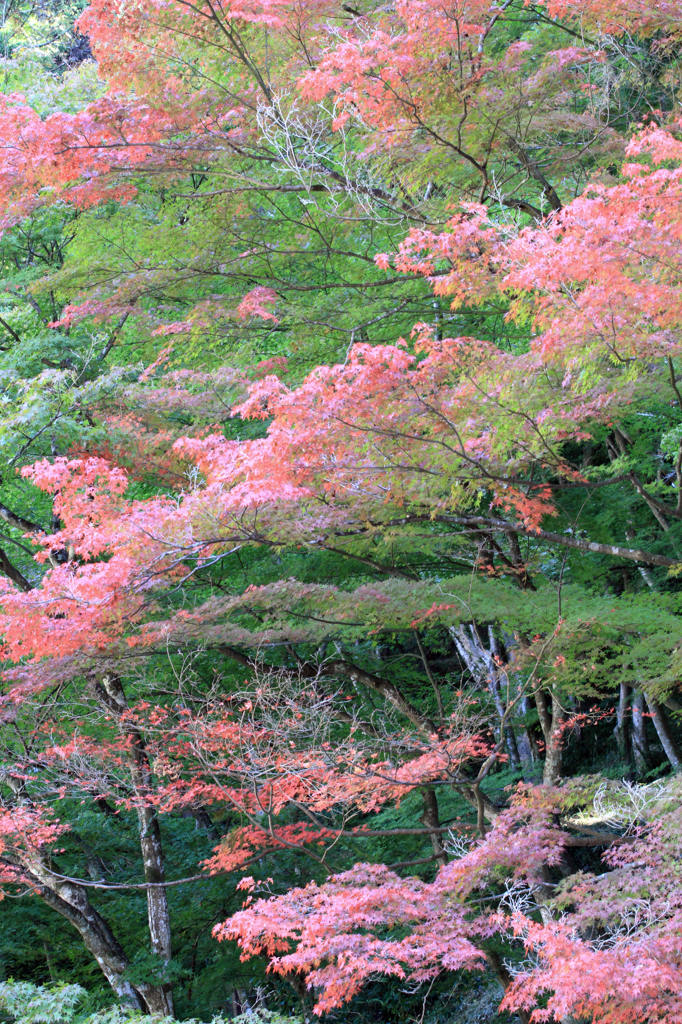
[
  {"xmin": 490, "ymin": 671, "xmax": 522, "ymax": 769},
  {"xmin": 536, "ymin": 689, "xmax": 564, "ymax": 785},
  {"xmin": 645, "ymin": 694, "xmax": 681, "ymax": 770},
  {"xmin": 420, "ymin": 786, "xmax": 447, "ymax": 866},
  {"xmin": 631, "ymin": 690, "xmax": 651, "ymax": 775},
  {"xmin": 615, "ymin": 681, "xmax": 632, "ymax": 767},
  {"xmin": 96, "ymin": 677, "xmax": 174, "ymax": 1015},
  {"xmin": 513, "ymin": 693, "xmax": 537, "ymax": 777},
  {"xmin": 43, "ymin": 941, "xmax": 58, "ymax": 984}
]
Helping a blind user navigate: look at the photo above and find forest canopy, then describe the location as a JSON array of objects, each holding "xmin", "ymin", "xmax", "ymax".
[{"xmin": 0, "ymin": 1, "xmax": 680, "ymax": 1023}]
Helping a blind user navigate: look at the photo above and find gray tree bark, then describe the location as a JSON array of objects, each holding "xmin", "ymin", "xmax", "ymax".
[{"xmin": 96, "ymin": 676, "xmax": 174, "ymax": 1015}]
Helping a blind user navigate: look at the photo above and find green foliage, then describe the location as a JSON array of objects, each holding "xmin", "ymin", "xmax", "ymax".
[
  {"xmin": 0, "ymin": 982, "xmax": 87, "ymax": 1024},
  {"xmin": 0, "ymin": 984, "xmax": 302, "ymax": 1024}
]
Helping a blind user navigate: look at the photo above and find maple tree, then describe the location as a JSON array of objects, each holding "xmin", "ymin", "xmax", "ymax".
[{"xmin": 0, "ymin": 1, "xmax": 679, "ymax": 1022}]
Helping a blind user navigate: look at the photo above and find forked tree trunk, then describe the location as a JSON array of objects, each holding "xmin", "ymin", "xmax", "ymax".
[
  {"xmin": 3, "ymin": 771, "xmax": 166, "ymax": 1011},
  {"xmin": 21, "ymin": 857, "xmax": 147, "ymax": 1009},
  {"xmin": 450, "ymin": 624, "xmax": 532, "ymax": 773}
]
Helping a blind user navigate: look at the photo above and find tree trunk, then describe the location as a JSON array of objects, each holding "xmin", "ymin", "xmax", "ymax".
[
  {"xmin": 645, "ymin": 694, "xmax": 681, "ymax": 770},
  {"xmin": 513, "ymin": 694, "xmax": 538, "ymax": 778},
  {"xmin": 484, "ymin": 948, "xmax": 532, "ymax": 1024},
  {"xmin": 97, "ymin": 677, "xmax": 174, "ymax": 1015},
  {"xmin": 631, "ymin": 690, "xmax": 651, "ymax": 775},
  {"xmin": 615, "ymin": 681, "xmax": 632, "ymax": 767},
  {"xmin": 536, "ymin": 689, "xmax": 564, "ymax": 785},
  {"xmin": 450, "ymin": 624, "xmax": 522, "ymax": 769},
  {"xmin": 23, "ymin": 858, "xmax": 146, "ymax": 1009},
  {"xmin": 420, "ymin": 786, "xmax": 447, "ymax": 866}
]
